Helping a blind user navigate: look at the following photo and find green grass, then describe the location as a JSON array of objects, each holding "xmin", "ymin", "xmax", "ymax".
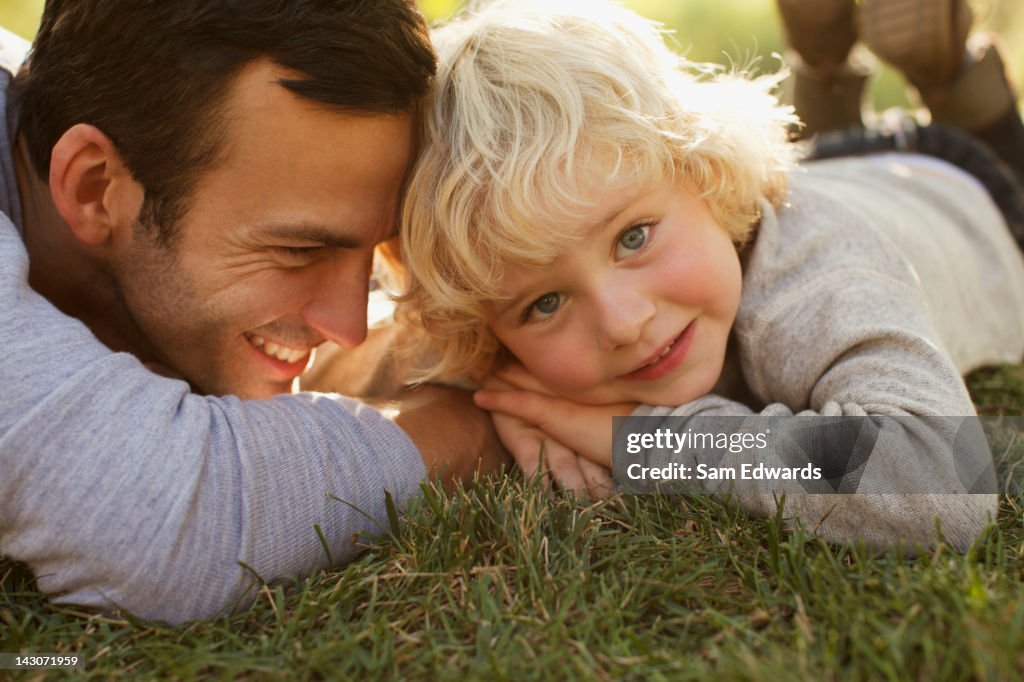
[
  {"xmin": 3, "ymin": 1, "xmax": 1024, "ymax": 679},
  {"xmin": 3, "ymin": 368, "xmax": 1024, "ymax": 680}
]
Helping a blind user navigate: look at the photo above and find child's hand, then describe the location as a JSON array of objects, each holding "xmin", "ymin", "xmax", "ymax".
[
  {"xmin": 490, "ymin": 409, "xmax": 612, "ymax": 498},
  {"xmin": 484, "ymin": 376, "xmax": 612, "ymax": 497},
  {"xmin": 474, "ymin": 366, "xmax": 638, "ymax": 468}
]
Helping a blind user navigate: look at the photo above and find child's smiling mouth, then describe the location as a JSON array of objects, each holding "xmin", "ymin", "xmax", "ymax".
[{"xmin": 622, "ymin": 320, "xmax": 696, "ymax": 382}]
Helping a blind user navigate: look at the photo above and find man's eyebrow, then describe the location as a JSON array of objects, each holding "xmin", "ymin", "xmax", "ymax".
[{"xmin": 252, "ymin": 223, "xmax": 365, "ymax": 249}]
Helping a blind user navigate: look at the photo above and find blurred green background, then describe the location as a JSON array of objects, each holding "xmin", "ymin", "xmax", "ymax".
[{"xmin": 1, "ymin": 0, "xmax": 1021, "ymax": 111}]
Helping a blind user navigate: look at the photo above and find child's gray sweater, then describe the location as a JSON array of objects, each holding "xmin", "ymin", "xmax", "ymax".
[{"xmin": 633, "ymin": 156, "xmax": 1024, "ymax": 550}]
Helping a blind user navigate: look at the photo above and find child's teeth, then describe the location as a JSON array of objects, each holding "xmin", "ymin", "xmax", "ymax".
[{"xmin": 645, "ymin": 342, "xmax": 673, "ymax": 367}]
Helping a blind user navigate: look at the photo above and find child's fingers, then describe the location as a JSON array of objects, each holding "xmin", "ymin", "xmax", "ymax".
[
  {"xmin": 474, "ymin": 389, "xmax": 573, "ymax": 433},
  {"xmin": 473, "ymin": 389, "xmax": 624, "ymax": 465},
  {"xmin": 491, "ymin": 412, "xmax": 544, "ymax": 480},
  {"xmin": 491, "ymin": 408, "xmax": 595, "ymax": 497},
  {"xmin": 490, "ymin": 405, "xmax": 605, "ymax": 498},
  {"xmin": 577, "ymin": 457, "xmax": 614, "ymax": 499},
  {"xmin": 541, "ymin": 438, "xmax": 588, "ymax": 496}
]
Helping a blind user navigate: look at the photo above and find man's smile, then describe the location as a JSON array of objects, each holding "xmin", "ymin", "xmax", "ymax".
[{"xmin": 245, "ymin": 333, "xmax": 315, "ymax": 377}]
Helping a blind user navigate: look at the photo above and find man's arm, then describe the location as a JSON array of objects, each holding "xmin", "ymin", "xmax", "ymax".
[
  {"xmin": 301, "ymin": 317, "xmax": 511, "ymax": 485},
  {"xmin": 390, "ymin": 385, "xmax": 511, "ymax": 489},
  {"xmin": 0, "ymin": 217, "xmax": 503, "ymax": 624}
]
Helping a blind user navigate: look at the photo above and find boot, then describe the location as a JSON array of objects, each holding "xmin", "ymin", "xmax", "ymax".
[
  {"xmin": 859, "ymin": 0, "xmax": 972, "ymax": 96},
  {"xmin": 776, "ymin": 0, "xmax": 868, "ymax": 138}
]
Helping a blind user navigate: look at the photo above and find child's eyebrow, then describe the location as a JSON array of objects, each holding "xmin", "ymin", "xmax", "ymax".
[
  {"xmin": 492, "ymin": 288, "xmax": 534, "ymax": 319},
  {"xmin": 488, "ymin": 189, "xmax": 656, "ymax": 320},
  {"xmin": 583, "ymin": 192, "xmax": 645, "ymax": 237}
]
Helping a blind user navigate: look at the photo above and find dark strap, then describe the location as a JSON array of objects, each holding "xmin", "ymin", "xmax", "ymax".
[{"xmin": 805, "ymin": 117, "xmax": 1024, "ymax": 248}]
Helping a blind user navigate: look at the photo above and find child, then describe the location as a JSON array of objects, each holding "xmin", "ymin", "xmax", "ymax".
[{"xmin": 398, "ymin": 0, "xmax": 1024, "ymax": 551}]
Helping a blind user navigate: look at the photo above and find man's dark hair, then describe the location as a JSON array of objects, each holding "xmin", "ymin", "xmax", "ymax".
[{"xmin": 11, "ymin": 0, "xmax": 437, "ymax": 244}]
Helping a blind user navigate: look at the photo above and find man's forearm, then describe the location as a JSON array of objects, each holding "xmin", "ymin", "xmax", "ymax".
[{"xmin": 390, "ymin": 385, "xmax": 512, "ymax": 488}]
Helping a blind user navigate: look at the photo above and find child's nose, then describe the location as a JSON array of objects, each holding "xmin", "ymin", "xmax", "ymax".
[{"xmin": 594, "ymin": 286, "xmax": 656, "ymax": 348}]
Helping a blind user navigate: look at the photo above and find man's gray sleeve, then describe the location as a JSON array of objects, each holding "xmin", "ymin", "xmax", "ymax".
[{"xmin": 0, "ymin": 216, "xmax": 426, "ymax": 624}]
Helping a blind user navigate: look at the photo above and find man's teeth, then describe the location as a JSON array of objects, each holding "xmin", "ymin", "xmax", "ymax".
[{"xmin": 250, "ymin": 335, "xmax": 308, "ymax": 363}]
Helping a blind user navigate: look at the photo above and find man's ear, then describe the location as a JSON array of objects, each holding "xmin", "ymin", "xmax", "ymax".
[{"xmin": 48, "ymin": 123, "xmax": 144, "ymax": 249}]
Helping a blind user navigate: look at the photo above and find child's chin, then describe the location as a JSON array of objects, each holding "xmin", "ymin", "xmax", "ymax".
[
  {"xmin": 557, "ymin": 385, "xmax": 634, "ymax": 407},
  {"xmin": 659, "ymin": 374, "xmax": 721, "ymax": 407},
  {"xmin": 559, "ymin": 370, "xmax": 720, "ymax": 406}
]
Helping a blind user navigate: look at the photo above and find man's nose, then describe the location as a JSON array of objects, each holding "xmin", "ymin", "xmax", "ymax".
[
  {"xmin": 302, "ymin": 257, "xmax": 371, "ymax": 349},
  {"xmin": 593, "ymin": 283, "xmax": 656, "ymax": 349}
]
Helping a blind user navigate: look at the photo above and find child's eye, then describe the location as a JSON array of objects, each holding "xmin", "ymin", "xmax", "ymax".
[
  {"xmin": 615, "ymin": 224, "xmax": 650, "ymax": 259},
  {"xmin": 526, "ymin": 292, "xmax": 563, "ymax": 321}
]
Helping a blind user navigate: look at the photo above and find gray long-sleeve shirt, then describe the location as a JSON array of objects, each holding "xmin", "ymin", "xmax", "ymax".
[
  {"xmin": 631, "ymin": 155, "xmax": 1024, "ymax": 550},
  {"xmin": 0, "ymin": 28, "xmax": 426, "ymax": 624}
]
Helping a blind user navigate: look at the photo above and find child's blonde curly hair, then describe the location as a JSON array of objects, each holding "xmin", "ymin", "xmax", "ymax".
[{"xmin": 399, "ymin": 0, "xmax": 799, "ymax": 382}]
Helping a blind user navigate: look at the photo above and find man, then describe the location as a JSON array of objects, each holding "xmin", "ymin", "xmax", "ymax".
[{"xmin": 0, "ymin": 1, "xmax": 505, "ymax": 624}]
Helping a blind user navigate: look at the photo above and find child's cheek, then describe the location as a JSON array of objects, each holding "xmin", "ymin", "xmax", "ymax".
[{"xmin": 526, "ymin": 338, "xmax": 603, "ymax": 396}]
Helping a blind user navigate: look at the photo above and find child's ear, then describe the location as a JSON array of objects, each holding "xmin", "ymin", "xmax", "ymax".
[{"xmin": 48, "ymin": 123, "xmax": 144, "ymax": 250}]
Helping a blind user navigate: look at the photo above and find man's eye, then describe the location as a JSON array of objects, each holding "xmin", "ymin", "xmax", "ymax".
[
  {"xmin": 273, "ymin": 245, "xmax": 323, "ymax": 260},
  {"xmin": 614, "ymin": 224, "xmax": 650, "ymax": 259},
  {"xmin": 526, "ymin": 292, "xmax": 563, "ymax": 321}
]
